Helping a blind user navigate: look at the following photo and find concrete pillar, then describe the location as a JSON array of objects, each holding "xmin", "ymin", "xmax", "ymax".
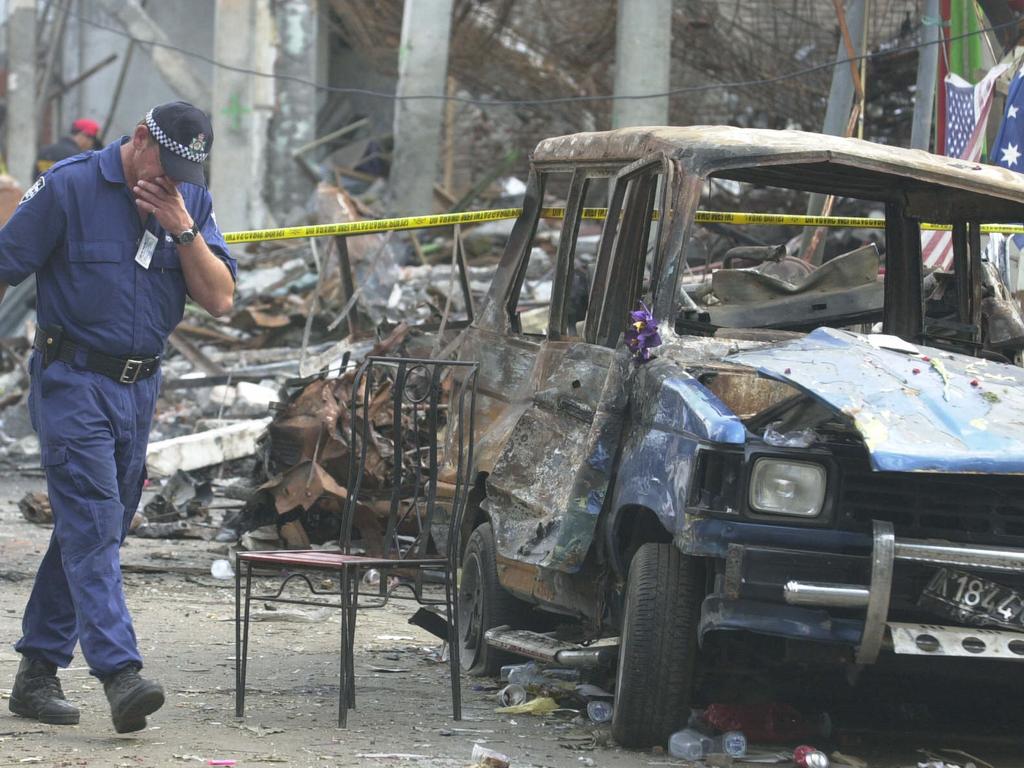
[
  {"xmin": 266, "ymin": 0, "xmax": 318, "ymax": 223},
  {"xmin": 388, "ymin": 0, "xmax": 454, "ymax": 216},
  {"xmin": 818, "ymin": 0, "xmax": 866, "ymax": 139},
  {"xmin": 6, "ymin": 0, "xmax": 37, "ymax": 188},
  {"xmin": 800, "ymin": 0, "xmax": 865, "ymax": 263},
  {"xmin": 911, "ymin": 0, "xmax": 940, "ymax": 151},
  {"xmin": 211, "ymin": 0, "xmax": 273, "ymax": 231},
  {"xmin": 612, "ymin": 0, "xmax": 673, "ymax": 129}
]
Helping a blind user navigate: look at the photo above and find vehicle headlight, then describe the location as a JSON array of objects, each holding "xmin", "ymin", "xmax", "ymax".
[{"xmin": 749, "ymin": 458, "xmax": 827, "ymax": 517}]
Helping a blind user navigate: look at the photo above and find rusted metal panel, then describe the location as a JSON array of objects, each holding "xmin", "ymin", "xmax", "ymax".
[
  {"xmin": 458, "ymin": 326, "xmax": 539, "ymax": 473},
  {"xmin": 532, "ymin": 126, "xmax": 1024, "ymax": 221},
  {"xmin": 485, "ymin": 342, "xmax": 623, "ymax": 581},
  {"xmin": 700, "ymin": 369, "xmax": 796, "ymax": 421}
]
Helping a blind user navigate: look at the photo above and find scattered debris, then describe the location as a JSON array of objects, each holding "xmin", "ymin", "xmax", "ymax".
[
  {"xmin": 793, "ymin": 745, "xmax": 830, "ymax": 768},
  {"xmin": 144, "ymin": 471, "xmax": 213, "ymax": 522},
  {"xmin": 17, "ymin": 492, "xmax": 52, "ymax": 525},
  {"xmin": 146, "ymin": 418, "xmax": 273, "ymax": 477},
  {"xmin": 497, "ymin": 684, "xmax": 528, "ymax": 707},
  {"xmin": 468, "ymin": 745, "xmax": 509, "ymax": 768},
  {"xmin": 667, "ymin": 726, "xmax": 746, "ymax": 760},
  {"xmin": 210, "ymin": 559, "xmax": 234, "ymax": 580},
  {"xmin": 494, "ymin": 695, "xmax": 559, "ymax": 716}
]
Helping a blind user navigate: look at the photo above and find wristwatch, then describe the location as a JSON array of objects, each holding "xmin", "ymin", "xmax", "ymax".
[{"xmin": 171, "ymin": 222, "xmax": 199, "ymax": 245}]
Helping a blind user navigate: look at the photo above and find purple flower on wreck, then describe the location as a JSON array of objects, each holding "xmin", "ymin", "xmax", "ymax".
[{"xmin": 625, "ymin": 302, "xmax": 662, "ymax": 366}]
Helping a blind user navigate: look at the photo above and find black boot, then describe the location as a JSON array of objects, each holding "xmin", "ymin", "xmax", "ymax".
[
  {"xmin": 102, "ymin": 666, "xmax": 164, "ymax": 734},
  {"xmin": 9, "ymin": 656, "xmax": 80, "ymax": 725}
]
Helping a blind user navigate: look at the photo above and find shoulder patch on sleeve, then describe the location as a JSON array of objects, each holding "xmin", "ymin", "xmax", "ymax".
[{"xmin": 19, "ymin": 175, "xmax": 44, "ymax": 205}]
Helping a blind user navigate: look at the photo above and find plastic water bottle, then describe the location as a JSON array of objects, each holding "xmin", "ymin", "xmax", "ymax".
[
  {"xmin": 668, "ymin": 728, "xmax": 746, "ymax": 759},
  {"xmin": 586, "ymin": 700, "xmax": 613, "ymax": 723},
  {"xmin": 716, "ymin": 730, "xmax": 747, "ymax": 757},
  {"xmin": 506, "ymin": 661, "xmax": 541, "ymax": 685},
  {"xmin": 668, "ymin": 728, "xmax": 713, "ymax": 760}
]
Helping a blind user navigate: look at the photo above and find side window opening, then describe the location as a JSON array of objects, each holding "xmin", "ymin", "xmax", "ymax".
[
  {"xmin": 678, "ymin": 175, "xmax": 886, "ymax": 336},
  {"xmin": 921, "ymin": 220, "xmax": 1024, "ymax": 362},
  {"xmin": 507, "ymin": 170, "xmax": 572, "ymax": 336},
  {"xmin": 589, "ymin": 159, "xmax": 667, "ymax": 348},
  {"xmin": 922, "ymin": 221, "xmax": 980, "ymax": 352},
  {"xmin": 548, "ymin": 173, "xmax": 612, "ymax": 340}
]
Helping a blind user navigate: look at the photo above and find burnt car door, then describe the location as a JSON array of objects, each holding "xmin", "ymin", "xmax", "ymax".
[{"xmin": 485, "ymin": 156, "xmax": 675, "ymax": 613}]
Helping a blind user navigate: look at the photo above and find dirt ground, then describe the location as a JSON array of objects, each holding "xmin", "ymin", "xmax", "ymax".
[
  {"xmin": 2, "ymin": 472, "xmax": 1024, "ymax": 768},
  {"xmin": 0, "ymin": 473, "xmax": 656, "ymax": 768}
]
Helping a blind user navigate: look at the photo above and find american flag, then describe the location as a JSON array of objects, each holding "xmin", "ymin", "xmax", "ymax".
[
  {"xmin": 992, "ymin": 68, "xmax": 1024, "ymax": 172},
  {"xmin": 922, "ymin": 65, "xmax": 1008, "ymax": 271},
  {"xmin": 991, "ymin": 68, "xmax": 1024, "ymax": 266}
]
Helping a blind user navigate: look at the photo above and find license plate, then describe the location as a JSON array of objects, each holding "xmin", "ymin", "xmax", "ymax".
[{"xmin": 919, "ymin": 568, "xmax": 1024, "ymax": 631}]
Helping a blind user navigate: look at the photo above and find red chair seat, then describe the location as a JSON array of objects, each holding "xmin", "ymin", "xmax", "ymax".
[{"xmin": 238, "ymin": 550, "xmax": 447, "ymax": 569}]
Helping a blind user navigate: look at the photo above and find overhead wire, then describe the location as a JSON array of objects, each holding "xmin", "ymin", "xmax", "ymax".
[{"xmin": 61, "ymin": 4, "xmax": 1020, "ymax": 108}]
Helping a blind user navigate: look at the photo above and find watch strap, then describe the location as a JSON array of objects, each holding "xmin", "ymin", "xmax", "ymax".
[{"xmin": 171, "ymin": 223, "xmax": 199, "ymax": 244}]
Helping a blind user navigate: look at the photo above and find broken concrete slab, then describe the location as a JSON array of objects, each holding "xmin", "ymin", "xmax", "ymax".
[
  {"xmin": 209, "ymin": 381, "xmax": 279, "ymax": 418},
  {"xmin": 146, "ymin": 418, "xmax": 272, "ymax": 477}
]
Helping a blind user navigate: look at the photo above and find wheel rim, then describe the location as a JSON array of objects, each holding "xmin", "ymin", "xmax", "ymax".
[{"xmin": 458, "ymin": 549, "xmax": 485, "ymax": 670}]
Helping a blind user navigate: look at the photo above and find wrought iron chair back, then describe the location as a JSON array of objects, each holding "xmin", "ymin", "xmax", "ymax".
[
  {"xmin": 234, "ymin": 356, "xmax": 478, "ymax": 727},
  {"xmin": 343, "ymin": 357, "xmax": 476, "ymax": 597}
]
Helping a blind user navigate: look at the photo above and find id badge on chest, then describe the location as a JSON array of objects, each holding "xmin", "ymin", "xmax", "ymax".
[{"xmin": 135, "ymin": 230, "xmax": 158, "ymax": 270}]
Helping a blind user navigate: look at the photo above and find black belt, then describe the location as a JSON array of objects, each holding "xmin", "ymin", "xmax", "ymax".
[{"xmin": 33, "ymin": 327, "xmax": 160, "ymax": 384}]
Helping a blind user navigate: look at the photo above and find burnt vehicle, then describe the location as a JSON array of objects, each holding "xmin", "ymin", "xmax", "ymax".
[{"xmin": 451, "ymin": 126, "xmax": 1024, "ymax": 748}]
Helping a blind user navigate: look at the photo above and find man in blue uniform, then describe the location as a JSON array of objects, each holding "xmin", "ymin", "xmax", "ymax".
[{"xmin": 2, "ymin": 102, "xmax": 236, "ymax": 733}]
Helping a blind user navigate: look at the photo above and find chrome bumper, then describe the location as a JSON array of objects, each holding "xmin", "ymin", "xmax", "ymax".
[{"xmin": 782, "ymin": 521, "xmax": 1024, "ymax": 664}]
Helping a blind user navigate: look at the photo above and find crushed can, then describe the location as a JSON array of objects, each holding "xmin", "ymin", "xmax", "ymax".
[{"xmin": 497, "ymin": 683, "xmax": 528, "ymax": 707}]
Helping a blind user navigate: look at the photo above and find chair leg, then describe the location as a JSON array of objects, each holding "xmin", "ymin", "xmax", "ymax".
[
  {"xmin": 446, "ymin": 575, "xmax": 462, "ymax": 721},
  {"xmin": 237, "ymin": 561, "xmax": 254, "ymax": 717},
  {"xmin": 235, "ymin": 557, "xmax": 242, "ymax": 717},
  {"xmin": 346, "ymin": 569, "xmax": 359, "ymax": 709},
  {"xmin": 338, "ymin": 567, "xmax": 350, "ymax": 728}
]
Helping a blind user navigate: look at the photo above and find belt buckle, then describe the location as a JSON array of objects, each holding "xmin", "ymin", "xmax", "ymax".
[{"xmin": 119, "ymin": 358, "xmax": 144, "ymax": 384}]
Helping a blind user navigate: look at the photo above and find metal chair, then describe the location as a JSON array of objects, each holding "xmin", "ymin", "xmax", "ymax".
[{"xmin": 234, "ymin": 356, "xmax": 478, "ymax": 726}]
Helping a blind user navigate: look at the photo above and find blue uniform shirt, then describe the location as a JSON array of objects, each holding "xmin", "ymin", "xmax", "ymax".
[{"xmin": 0, "ymin": 138, "xmax": 236, "ymax": 357}]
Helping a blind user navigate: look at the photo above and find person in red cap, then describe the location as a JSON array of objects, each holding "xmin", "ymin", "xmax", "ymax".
[{"xmin": 34, "ymin": 118, "xmax": 102, "ymax": 179}]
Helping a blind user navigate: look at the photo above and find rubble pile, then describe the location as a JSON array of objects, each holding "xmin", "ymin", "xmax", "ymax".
[{"xmin": 220, "ymin": 321, "xmax": 460, "ymax": 552}]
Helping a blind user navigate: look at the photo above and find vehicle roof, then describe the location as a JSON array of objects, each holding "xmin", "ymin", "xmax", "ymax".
[{"xmin": 532, "ymin": 126, "xmax": 1024, "ymax": 222}]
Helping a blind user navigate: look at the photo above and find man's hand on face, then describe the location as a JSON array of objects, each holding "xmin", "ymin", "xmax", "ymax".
[{"xmin": 132, "ymin": 176, "xmax": 193, "ymax": 235}]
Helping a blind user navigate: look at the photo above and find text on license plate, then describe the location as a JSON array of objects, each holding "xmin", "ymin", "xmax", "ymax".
[{"xmin": 920, "ymin": 568, "xmax": 1024, "ymax": 629}]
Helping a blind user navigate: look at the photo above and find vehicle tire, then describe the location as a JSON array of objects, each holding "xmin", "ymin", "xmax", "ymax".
[
  {"xmin": 458, "ymin": 522, "xmax": 533, "ymax": 676},
  {"xmin": 611, "ymin": 542, "xmax": 702, "ymax": 748}
]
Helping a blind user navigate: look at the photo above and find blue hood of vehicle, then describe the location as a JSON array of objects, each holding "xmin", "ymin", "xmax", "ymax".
[{"xmin": 726, "ymin": 327, "xmax": 1024, "ymax": 474}]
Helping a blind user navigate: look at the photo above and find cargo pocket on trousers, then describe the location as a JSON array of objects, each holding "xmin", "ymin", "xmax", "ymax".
[
  {"xmin": 41, "ymin": 442, "xmax": 122, "ymax": 557},
  {"xmin": 40, "ymin": 442, "xmax": 68, "ymax": 471}
]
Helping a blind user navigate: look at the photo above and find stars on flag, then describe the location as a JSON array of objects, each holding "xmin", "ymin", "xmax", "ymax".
[
  {"xmin": 993, "ymin": 64, "xmax": 1024, "ymax": 172},
  {"xmin": 1001, "ymin": 142, "xmax": 1021, "ymax": 168}
]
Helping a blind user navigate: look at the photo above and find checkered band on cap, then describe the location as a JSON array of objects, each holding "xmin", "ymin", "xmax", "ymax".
[{"xmin": 145, "ymin": 109, "xmax": 209, "ymax": 163}]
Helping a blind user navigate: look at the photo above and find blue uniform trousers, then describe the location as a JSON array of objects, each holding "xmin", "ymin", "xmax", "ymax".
[{"xmin": 16, "ymin": 350, "xmax": 158, "ymax": 677}]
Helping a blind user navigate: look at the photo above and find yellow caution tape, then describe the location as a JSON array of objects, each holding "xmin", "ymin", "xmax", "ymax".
[
  {"xmin": 223, "ymin": 208, "xmax": 525, "ymax": 244},
  {"xmin": 223, "ymin": 207, "xmax": 1024, "ymax": 244}
]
